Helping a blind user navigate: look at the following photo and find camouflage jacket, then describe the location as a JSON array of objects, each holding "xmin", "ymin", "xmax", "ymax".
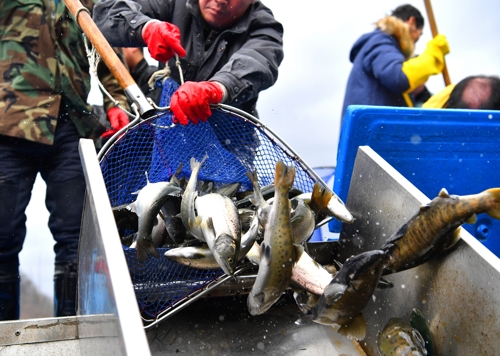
[{"xmin": 0, "ymin": 0, "xmax": 129, "ymax": 145}]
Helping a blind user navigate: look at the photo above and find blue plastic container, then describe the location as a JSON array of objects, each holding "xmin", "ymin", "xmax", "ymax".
[{"xmin": 331, "ymin": 105, "xmax": 500, "ymax": 255}]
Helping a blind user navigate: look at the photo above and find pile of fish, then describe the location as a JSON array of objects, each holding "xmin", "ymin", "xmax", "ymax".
[{"xmin": 112, "ymin": 157, "xmax": 500, "ymax": 344}]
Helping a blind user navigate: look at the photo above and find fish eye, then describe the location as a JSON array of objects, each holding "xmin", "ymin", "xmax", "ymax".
[{"xmin": 227, "ymin": 257, "xmax": 234, "ymax": 264}]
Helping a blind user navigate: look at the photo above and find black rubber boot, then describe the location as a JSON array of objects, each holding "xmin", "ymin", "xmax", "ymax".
[
  {"xmin": 0, "ymin": 275, "xmax": 20, "ymax": 321},
  {"xmin": 54, "ymin": 262, "xmax": 78, "ymax": 317}
]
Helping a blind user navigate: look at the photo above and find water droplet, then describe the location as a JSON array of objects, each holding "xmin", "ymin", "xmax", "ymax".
[{"xmin": 411, "ymin": 135, "xmax": 422, "ymax": 144}]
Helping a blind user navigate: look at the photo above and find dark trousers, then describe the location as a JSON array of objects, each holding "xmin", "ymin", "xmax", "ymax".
[{"xmin": 0, "ymin": 113, "xmax": 86, "ymax": 319}]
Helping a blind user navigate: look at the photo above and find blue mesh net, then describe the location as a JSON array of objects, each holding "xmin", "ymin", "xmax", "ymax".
[{"xmin": 100, "ymin": 78, "xmax": 319, "ymax": 320}]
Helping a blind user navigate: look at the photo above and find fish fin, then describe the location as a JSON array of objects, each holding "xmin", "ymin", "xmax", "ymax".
[
  {"xmin": 337, "ymin": 313, "xmax": 367, "ymax": 340},
  {"xmin": 261, "ymin": 242, "xmax": 272, "ymax": 266},
  {"xmin": 174, "ymin": 162, "xmax": 183, "ymax": 177},
  {"xmin": 274, "ymin": 161, "xmax": 296, "ymax": 189},
  {"xmin": 206, "ymin": 217, "xmax": 215, "ymax": 233},
  {"xmin": 136, "ymin": 237, "xmax": 160, "ymax": 262},
  {"xmin": 376, "ymin": 277, "xmax": 394, "ymax": 289},
  {"xmin": 196, "ymin": 215, "xmax": 203, "ymax": 227},
  {"xmin": 466, "ymin": 213, "xmax": 477, "ymax": 224},
  {"xmin": 127, "ymin": 202, "xmax": 137, "ymax": 214},
  {"xmin": 245, "ymin": 170, "xmax": 259, "ymax": 206},
  {"xmin": 443, "ymin": 228, "xmax": 462, "ymax": 250},
  {"xmin": 293, "ymin": 244, "xmax": 305, "ymax": 261},
  {"xmin": 438, "ymin": 188, "xmax": 450, "ymax": 198},
  {"xmin": 419, "ymin": 204, "xmax": 431, "ymax": 212},
  {"xmin": 485, "ymin": 188, "xmax": 500, "ymax": 219}
]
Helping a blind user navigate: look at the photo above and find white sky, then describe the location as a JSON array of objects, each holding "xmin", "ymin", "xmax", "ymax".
[{"xmin": 22, "ymin": 0, "xmax": 500, "ymax": 300}]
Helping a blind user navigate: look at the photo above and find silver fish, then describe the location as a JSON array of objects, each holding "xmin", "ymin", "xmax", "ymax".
[
  {"xmin": 164, "ymin": 214, "xmax": 259, "ymax": 269},
  {"xmin": 195, "ymin": 192, "xmax": 242, "ymax": 275},
  {"xmin": 180, "ymin": 155, "xmax": 208, "ymax": 241},
  {"xmin": 247, "ymin": 161, "xmax": 296, "ymax": 315},
  {"xmin": 290, "ymin": 198, "xmax": 316, "ymax": 244},
  {"xmin": 128, "ymin": 176, "xmax": 183, "ymax": 262}
]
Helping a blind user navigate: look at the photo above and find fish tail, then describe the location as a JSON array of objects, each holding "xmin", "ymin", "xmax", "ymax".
[
  {"xmin": 310, "ymin": 182, "xmax": 333, "ymax": 213},
  {"xmin": 136, "ymin": 239, "xmax": 160, "ymax": 262},
  {"xmin": 245, "ymin": 170, "xmax": 260, "ymax": 206},
  {"xmin": 274, "ymin": 161, "xmax": 295, "ymax": 190},
  {"xmin": 485, "ymin": 188, "xmax": 500, "ymax": 220},
  {"xmin": 190, "ymin": 154, "xmax": 208, "ymax": 172},
  {"xmin": 337, "ymin": 313, "xmax": 367, "ymax": 340}
]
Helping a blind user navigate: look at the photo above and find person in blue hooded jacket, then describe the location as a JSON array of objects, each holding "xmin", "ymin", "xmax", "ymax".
[{"xmin": 341, "ymin": 4, "xmax": 450, "ymax": 122}]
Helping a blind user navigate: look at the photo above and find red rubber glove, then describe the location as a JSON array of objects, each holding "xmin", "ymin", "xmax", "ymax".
[
  {"xmin": 101, "ymin": 107, "xmax": 130, "ymax": 139},
  {"xmin": 170, "ymin": 81, "xmax": 224, "ymax": 125},
  {"xmin": 142, "ymin": 21, "xmax": 186, "ymax": 62}
]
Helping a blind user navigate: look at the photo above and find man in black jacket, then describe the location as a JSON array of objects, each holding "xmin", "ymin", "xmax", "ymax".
[{"xmin": 93, "ymin": 0, "xmax": 284, "ymax": 124}]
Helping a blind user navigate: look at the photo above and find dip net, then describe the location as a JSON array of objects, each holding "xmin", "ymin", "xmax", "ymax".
[{"xmin": 99, "ymin": 79, "xmax": 330, "ymax": 327}]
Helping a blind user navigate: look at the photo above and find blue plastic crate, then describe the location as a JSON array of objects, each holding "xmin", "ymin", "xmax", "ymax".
[{"xmin": 331, "ymin": 105, "xmax": 500, "ymax": 255}]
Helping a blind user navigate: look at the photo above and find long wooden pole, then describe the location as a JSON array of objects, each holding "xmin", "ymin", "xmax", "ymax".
[{"xmin": 423, "ymin": 0, "xmax": 451, "ymax": 86}]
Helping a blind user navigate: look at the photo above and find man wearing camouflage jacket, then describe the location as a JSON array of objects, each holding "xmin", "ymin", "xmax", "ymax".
[{"xmin": 0, "ymin": 0, "xmax": 129, "ymax": 320}]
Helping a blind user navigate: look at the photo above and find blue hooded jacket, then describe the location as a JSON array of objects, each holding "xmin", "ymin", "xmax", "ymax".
[{"xmin": 341, "ymin": 17, "xmax": 415, "ymax": 120}]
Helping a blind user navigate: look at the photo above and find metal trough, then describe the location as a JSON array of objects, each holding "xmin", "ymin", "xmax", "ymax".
[{"xmin": 339, "ymin": 146, "xmax": 500, "ymax": 355}]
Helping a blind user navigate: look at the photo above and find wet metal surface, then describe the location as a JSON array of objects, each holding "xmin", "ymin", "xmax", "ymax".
[
  {"xmin": 146, "ymin": 293, "xmax": 366, "ymax": 356},
  {"xmin": 339, "ymin": 146, "xmax": 500, "ymax": 355},
  {"xmin": 78, "ymin": 139, "xmax": 151, "ymax": 355}
]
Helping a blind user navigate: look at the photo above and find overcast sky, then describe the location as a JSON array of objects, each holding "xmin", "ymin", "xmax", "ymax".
[{"xmin": 21, "ymin": 0, "xmax": 500, "ymax": 300}]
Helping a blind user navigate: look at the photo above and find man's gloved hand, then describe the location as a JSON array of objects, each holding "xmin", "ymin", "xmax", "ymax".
[
  {"xmin": 142, "ymin": 21, "xmax": 186, "ymax": 62},
  {"xmin": 101, "ymin": 107, "xmax": 130, "ymax": 139},
  {"xmin": 170, "ymin": 81, "xmax": 225, "ymax": 125},
  {"xmin": 402, "ymin": 34, "xmax": 450, "ymax": 92}
]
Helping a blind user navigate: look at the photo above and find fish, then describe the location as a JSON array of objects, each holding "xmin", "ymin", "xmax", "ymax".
[
  {"xmin": 160, "ymin": 195, "xmax": 187, "ymax": 245},
  {"xmin": 382, "ymin": 187, "xmax": 500, "ymax": 275},
  {"xmin": 248, "ymin": 241, "xmax": 336, "ymax": 296},
  {"xmin": 377, "ymin": 317, "xmax": 428, "ymax": 356},
  {"xmin": 128, "ymin": 175, "xmax": 183, "ymax": 262},
  {"xmin": 180, "ymin": 155, "xmax": 208, "ymax": 241},
  {"xmin": 247, "ymin": 160, "xmax": 296, "ymax": 316},
  {"xmin": 296, "ymin": 249, "xmax": 387, "ymax": 341},
  {"xmin": 151, "ymin": 213, "xmax": 171, "ymax": 247},
  {"xmin": 238, "ymin": 208, "xmax": 256, "ymax": 233},
  {"xmin": 112, "ymin": 203, "xmax": 139, "ymax": 237},
  {"xmin": 293, "ymin": 182, "xmax": 354, "ymax": 224},
  {"xmin": 290, "ymin": 197, "xmax": 316, "ymax": 244},
  {"xmin": 410, "ymin": 309, "xmax": 434, "ymax": 356},
  {"xmin": 164, "ymin": 214, "xmax": 260, "ymax": 270},
  {"xmin": 195, "ymin": 192, "xmax": 242, "ymax": 275}
]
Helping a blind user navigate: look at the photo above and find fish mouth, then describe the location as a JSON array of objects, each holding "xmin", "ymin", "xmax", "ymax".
[
  {"xmin": 349, "ymin": 250, "xmax": 387, "ymax": 281},
  {"xmin": 213, "ymin": 234, "xmax": 238, "ymax": 275}
]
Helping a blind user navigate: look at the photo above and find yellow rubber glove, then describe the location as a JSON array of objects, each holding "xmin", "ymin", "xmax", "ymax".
[
  {"xmin": 402, "ymin": 34, "xmax": 450, "ymax": 93},
  {"xmin": 422, "ymin": 84, "xmax": 456, "ymax": 108}
]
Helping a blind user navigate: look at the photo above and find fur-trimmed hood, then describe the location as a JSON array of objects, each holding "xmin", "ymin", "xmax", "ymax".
[{"xmin": 375, "ymin": 15, "xmax": 414, "ymax": 59}]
